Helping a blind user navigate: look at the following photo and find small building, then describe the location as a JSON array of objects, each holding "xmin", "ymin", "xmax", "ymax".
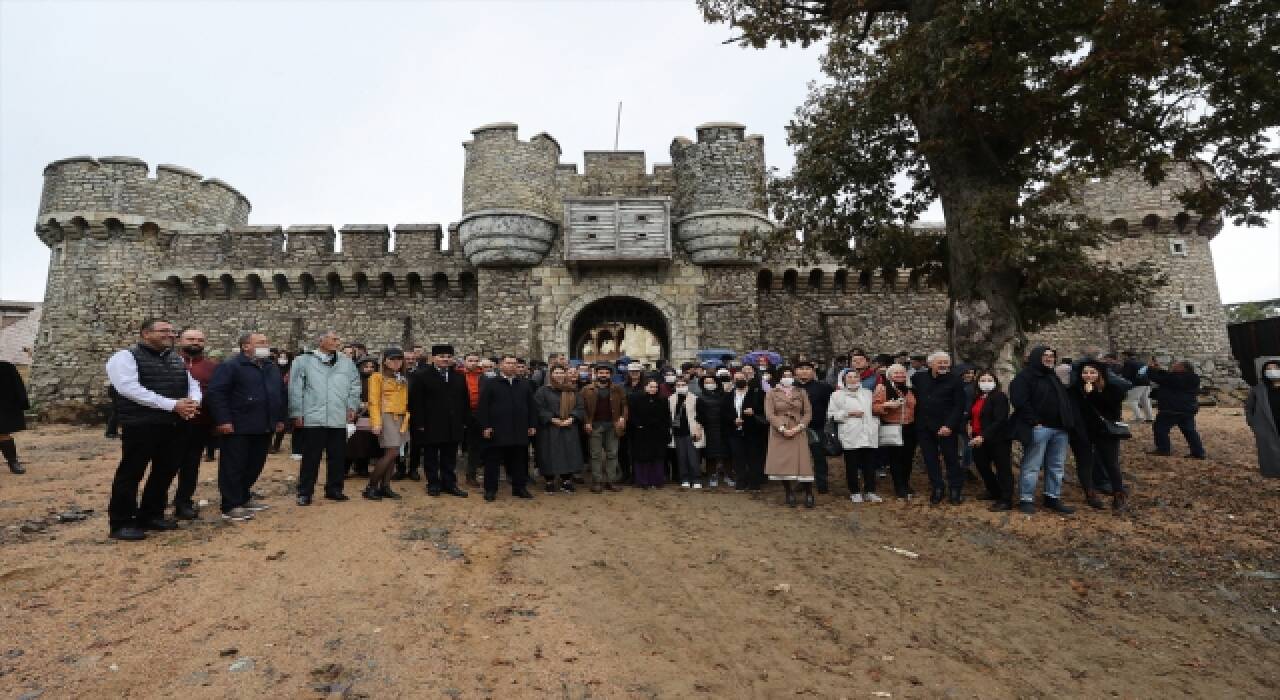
[{"xmin": 0, "ymin": 300, "xmax": 41, "ymax": 380}]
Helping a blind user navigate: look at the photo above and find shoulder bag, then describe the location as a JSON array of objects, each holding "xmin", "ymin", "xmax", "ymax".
[{"xmin": 877, "ymin": 385, "xmax": 905, "ymax": 447}]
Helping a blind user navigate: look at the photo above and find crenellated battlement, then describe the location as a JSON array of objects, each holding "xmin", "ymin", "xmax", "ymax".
[
  {"xmin": 38, "ymin": 156, "xmax": 250, "ymax": 233},
  {"xmin": 1075, "ymin": 162, "xmax": 1224, "ymax": 239}
]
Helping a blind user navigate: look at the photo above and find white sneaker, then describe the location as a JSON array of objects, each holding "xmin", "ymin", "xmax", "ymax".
[
  {"xmin": 692, "ymin": 483, "xmax": 703, "ymax": 490},
  {"xmin": 244, "ymin": 501, "xmax": 270, "ymax": 512},
  {"xmin": 680, "ymin": 482, "xmax": 691, "ymax": 489},
  {"xmin": 709, "ymin": 477, "xmax": 719, "ymax": 488},
  {"xmin": 289, "ymin": 454, "xmax": 303, "ymax": 461},
  {"xmin": 726, "ymin": 478, "xmax": 736, "ymax": 488},
  {"xmin": 864, "ymin": 493, "xmax": 883, "ymax": 503},
  {"xmin": 221, "ymin": 507, "xmax": 253, "ymax": 522},
  {"xmin": 850, "ymin": 493, "xmax": 864, "ymax": 503}
]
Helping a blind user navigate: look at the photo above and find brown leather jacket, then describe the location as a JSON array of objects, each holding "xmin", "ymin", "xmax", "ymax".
[{"xmin": 580, "ymin": 383, "xmax": 629, "ymax": 434}]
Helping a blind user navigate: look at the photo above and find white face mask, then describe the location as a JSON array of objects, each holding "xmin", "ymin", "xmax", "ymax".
[
  {"xmin": 253, "ymin": 347, "xmax": 271, "ymax": 359},
  {"xmin": 703, "ymin": 383, "xmax": 717, "ymax": 392},
  {"xmin": 676, "ymin": 386, "xmax": 689, "ymax": 395},
  {"xmin": 978, "ymin": 381, "xmax": 996, "ymax": 392},
  {"xmin": 780, "ymin": 377, "xmax": 794, "ymax": 387},
  {"xmin": 664, "ymin": 375, "xmax": 676, "ymax": 384},
  {"xmin": 1265, "ymin": 369, "xmax": 1280, "ymax": 380},
  {"xmin": 277, "ymin": 357, "xmax": 288, "ymax": 366}
]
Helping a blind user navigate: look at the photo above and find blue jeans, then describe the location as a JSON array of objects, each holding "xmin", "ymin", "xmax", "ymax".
[
  {"xmin": 1153, "ymin": 412, "xmax": 1206, "ymax": 457},
  {"xmin": 1018, "ymin": 426, "xmax": 1068, "ymax": 502}
]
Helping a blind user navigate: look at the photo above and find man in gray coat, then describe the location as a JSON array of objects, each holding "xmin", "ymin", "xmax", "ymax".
[{"xmin": 289, "ymin": 330, "xmax": 362, "ymax": 505}]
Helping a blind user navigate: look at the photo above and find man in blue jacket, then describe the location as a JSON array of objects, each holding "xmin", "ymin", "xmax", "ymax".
[{"xmin": 206, "ymin": 331, "xmax": 287, "ymax": 522}]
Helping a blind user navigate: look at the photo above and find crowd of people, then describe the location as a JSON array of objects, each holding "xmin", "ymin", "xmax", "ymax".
[{"xmin": 0, "ymin": 320, "xmax": 1277, "ymax": 543}]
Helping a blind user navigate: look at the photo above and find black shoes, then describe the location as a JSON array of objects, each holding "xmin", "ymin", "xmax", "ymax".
[
  {"xmin": 427, "ymin": 487, "xmax": 442, "ymax": 497},
  {"xmin": 1042, "ymin": 496, "xmax": 1076, "ymax": 515},
  {"xmin": 362, "ymin": 487, "xmax": 383, "ymax": 501},
  {"xmin": 1147, "ymin": 449, "xmax": 1171, "ymax": 456},
  {"xmin": 444, "ymin": 486, "xmax": 468, "ymax": 498},
  {"xmin": 1018, "ymin": 501, "xmax": 1036, "ymax": 515},
  {"xmin": 324, "ymin": 492, "xmax": 350, "ymax": 502},
  {"xmin": 141, "ymin": 518, "xmax": 179, "ymax": 531},
  {"xmin": 560, "ymin": 480, "xmax": 575, "ymax": 493},
  {"xmin": 1085, "ymin": 491, "xmax": 1106, "ymax": 510},
  {"xmin": 484, "ymin": 492, "xmax": 496, "ymax": 502},
  {"xmin": 296, "ymin": 495, "xmax": 312, "ymax": 506},
  {"xmin": 948, "ymin": 488, "xmax": 964, "ymax": 505},
  {"xmin": 784, "ymin": 488, "xmax": 797, "ymax": 508},
  {"xmin": 109, "ymin": 527, "xmax": 147, "ymax": 541},
  {"xmin": 989, "ymin": 501, "xmax": 1013, "ymax": 512},
  {"xmin": 381, "ymin": 486, "xmax": 402, "ymax": 500},
  {"xmin": 804, "ymin": 490, "xmax": 815, "ymax": 509},
  {"xmin": 929, "ymin": 488, "xmax": 945, "ymax": 505},
  {"xmin": 1187, "ymin": 454, "xmax": 1208, "ymax": 460},
  {"xmin": 7, "ymin": 461, "xmax": 26, "ymax": 474},
  {"xmin": 545, "ymin": 482, "xmax": 557, "ymax": 494},
  {"xmin": 174, "ymin": 503, "xmax": 198, "ymax": 521},
  {"xmin": 407, "ymin": 470, "xmax": 422, "ymax": 481},
  {"xmin": 513, "ymin": 487, "xmax": 534, "ymax": 499}
]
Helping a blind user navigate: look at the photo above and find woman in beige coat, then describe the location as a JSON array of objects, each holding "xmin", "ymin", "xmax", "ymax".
[{"xmin": 764, "ymin": 366, "xmax": 815, "ymax": 507}]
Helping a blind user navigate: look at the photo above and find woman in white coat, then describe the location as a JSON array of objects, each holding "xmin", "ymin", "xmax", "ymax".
[
  {"xmin": 669, "ymin": 376, "xmax": 706, "ymax": 488},
  {"xmin": 828, "ymin": 369, "xmax": 881, "ymax": 503}
]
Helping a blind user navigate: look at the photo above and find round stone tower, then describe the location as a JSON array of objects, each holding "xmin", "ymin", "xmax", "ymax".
[
  {"xmin": 31, "ymin": 156, "xmax": 250, "ymax": 418},
  {"xmin": 669, "ymin": 122, "xmax": 775, "ymax": 264},
  {"xmin": 458, "ymin": 123, "xmax": 562, "ymax": 266}
]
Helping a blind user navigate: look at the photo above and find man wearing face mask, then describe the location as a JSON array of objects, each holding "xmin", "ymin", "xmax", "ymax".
[
  {"xmin": 170, "ymin": 328, "xmax": 218, "ymax": 521},
  {"xmin": 289, "ymin": 330, "xmax": 362, "ymax": 505},
  {"xmin": 206, "ymin": 332, "xmax": 287, "ymax": 521},
  {"xmin": 794, "ymin": 360, "xmax": 835, "ymax": 494},
  {"xmin": 581, "ymin": 363, "xmax": 629, "ymax": 492},
  {"xmin": 723, "ymin": 369, "xmax": 767, "ymax": 491}
]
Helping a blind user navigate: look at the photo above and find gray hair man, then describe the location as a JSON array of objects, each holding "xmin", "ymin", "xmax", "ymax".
[{"xmin": 288, "ymin": 330, "xmax": 362, "ymax": 505}]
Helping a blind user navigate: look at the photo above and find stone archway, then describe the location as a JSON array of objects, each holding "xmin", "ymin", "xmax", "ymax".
[{"xmin": 550, "ymin": 289, "xmax": 688, "ymax": 364}]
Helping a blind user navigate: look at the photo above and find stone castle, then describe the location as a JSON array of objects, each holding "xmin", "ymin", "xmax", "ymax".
[{"xmin": 29, "ymin": 121, "xmax": 1234, "ymax": 418}]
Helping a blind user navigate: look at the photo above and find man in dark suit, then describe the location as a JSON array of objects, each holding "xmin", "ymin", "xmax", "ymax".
[
  {"xmin": 408, "ymin": 344, "xmax": 469, "ymax": 497},
  {"xmin": 476, "ymin": 354, "xmax": 538, "ymax": 502},
  {"xmin": 911, "ymin": 351, "xmax": 969, "ymax": 505}
]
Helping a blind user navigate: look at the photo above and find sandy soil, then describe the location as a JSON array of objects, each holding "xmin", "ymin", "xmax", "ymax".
[{"xmin": 2, "ymin": 407, "xmax": 1278, "ymax": 699}]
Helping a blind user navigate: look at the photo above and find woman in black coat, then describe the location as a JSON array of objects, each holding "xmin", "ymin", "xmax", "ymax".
[
  {"xmin": 1072, "ymin": 360, "xmax": 1129, "ymax": 511},
  {"xmin": 695, "ymin": 375, "xmax": 729, "ymax": 487},
  {"xmin": 627, "ymin": 378, "xmax": 672, "ymax": 489},
  {"xmin": 967, "ymin": 370, "xmax": 1012, "ymax": 510},
  {"xmin": 0, "ymin": 360, "xmax": 30, "ymax": 474}
]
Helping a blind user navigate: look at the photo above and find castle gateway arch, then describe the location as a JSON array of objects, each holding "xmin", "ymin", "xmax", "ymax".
[{"xmin": 568, "ymin": 296, "xmax": 671, "ymax": 364}]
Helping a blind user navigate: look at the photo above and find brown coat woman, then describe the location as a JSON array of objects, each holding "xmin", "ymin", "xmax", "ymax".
[{"xmin": 763, "ymin": 368, "xmax": 814, "ymax": 507}]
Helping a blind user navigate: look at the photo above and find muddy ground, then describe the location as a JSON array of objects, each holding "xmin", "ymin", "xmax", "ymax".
[{"xmin": 1, "ymin": 407, "xmax": 1278, "ymax": 699}]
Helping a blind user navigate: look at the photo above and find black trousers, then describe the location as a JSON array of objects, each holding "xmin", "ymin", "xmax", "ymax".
[
  {"xmin": 406, "ymin": 431, "xmax": 423, "ymax": 475},
  {"xmin": 1091, "ymin": 437, "xmax": 1125, "ymax": 494},
  {"xmin": 483, "ymin": 444, "xmax": 529, "ymax": 494},
  {"xmin": 884, "ymin": 430, "xmax": 918, "ymax": 498},
  {"xmin": 173, "ymin": 422, "xmax": 212, "ymax": 507},
  {"xmin": 219, "ymin": 433, "xmax": 271, "ymax": 512},
  {"xmin": 917, "ymin": 430, "xmax": 962, "ymax": 490},
  {"xmin": 728, "ymin": 432, "xmax": 765, "ymax": 490},
  {"xmin": 1068, "ymin": 431, "xmax": 1097, "ymax": 492},
  {"xmin": 109, "ymin": 423, "xmax": 181, "ymax": 530},
  {"xmin": 843, "ymin": 448, "xmax": 877, "ymax": 494},
  {"xmin": 423, "ymin": 441, "xmax": 460, "ymax": 491},
  {"xmin": 972, "ymin": 438, "xmax": 1014, "ymax": 503},
  {"xmin": 463, "ymin": 414, "xmax": 483, "ymax": 479},
  {"xmin": 297, "ymin": 427, "xmax": 347, "ymax": 497}
]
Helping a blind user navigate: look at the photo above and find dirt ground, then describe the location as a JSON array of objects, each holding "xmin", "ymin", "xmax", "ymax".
[{"xmin": 1, "ymin": 407, "xmax": 1278, "ymax": 699}]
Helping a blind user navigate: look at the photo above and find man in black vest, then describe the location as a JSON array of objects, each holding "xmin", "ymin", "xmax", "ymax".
[
  {"xmin": 476, "ymin": 354, "xmax": 538, "ymax": 502},
  {"xmin": 104, "ymin": 318, "xmax": 202, "ymax": 541},
  {"xmin": 408, "ymin": 344, "xmax": 470, "ymax": 497}
]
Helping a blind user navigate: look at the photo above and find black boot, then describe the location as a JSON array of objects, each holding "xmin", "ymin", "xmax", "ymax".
[
  {"xmin": 948, "ymin": 487, "xmax": 963, "ymax": 505},
  {"xmin": 362, "ymin": 486, "xmax": 382, "ymax": 501},
  {"xmin": 803, "ymin": 484, "xmax": 815, "ymax": 509},
  {"xmin": 407, "ymin": 469, "xmax": 421, "ymax": 481},
  {"xmin": 929, "ymin": 487, "xmax": 945, "ymax": 505},
  {"xmin": 784, "ymin": 483, "xmax": 796, "ymax": 507},
  {"xmin": 380, "ymin": 485, "xmax": 401, "ymax": 500},
  {"xmin": 1043, "ymin": 496, "xmax": 1076, "ymax": 515},
  {"xmin": 1085, "ymin": 490, "xmax": 1106, "ymax": 510},
  {"xmin": 0, "ymin": 440, "xmax": 22, "ymax": 474}
]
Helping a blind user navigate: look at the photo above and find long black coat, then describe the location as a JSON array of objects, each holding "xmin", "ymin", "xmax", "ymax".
[
  {"xmin": 911, "ymin": 369, "xmax": 968, "ymax": 434},
  {"xmin": 720, "ymin": 387, "xmax": 767, "ymax": 441},
  {"xmin": 627, "ymin": 393, "xmax": 671, "ymax": 462},
  {"xmin": 476, "ymin": 375, "xmax": 538, "ymax": 447},
  {"xmin": 0, "ymin": 361, "xmax": 29, "ymax": 434},
  {"xmin": 970, "ymin": 390, "xmax": 1012, "ymax": 443},
  {"xmin": 409, "ymin": 365, "xmax": 471, "ymax": 443},
  {"xmin": 696, "ymin": 389, "xmax": 728, "ymax": 458}
]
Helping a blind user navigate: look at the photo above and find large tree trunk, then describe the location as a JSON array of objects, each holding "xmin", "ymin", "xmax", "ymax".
[{"xmin": 927, "ymin": 159, "xmax": 1026, "ymax": 382}]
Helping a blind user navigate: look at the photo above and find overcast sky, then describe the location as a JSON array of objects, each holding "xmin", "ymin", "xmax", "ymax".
[{"xmin": 1, "ymin": 0, "xmax": 1275, "ymax": 304}]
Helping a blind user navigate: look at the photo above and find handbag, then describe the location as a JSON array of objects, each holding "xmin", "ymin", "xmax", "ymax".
[
  {"xmin": 822, "ymin": 418, "xmax": 842, "ymax": 456},
  {"xmin": 1100, "ymin": 416, "xmax": 1132, "ymax": 440},
  {"xmin": 877, "ymin": 384, "xmax": 906, "ymax": 446}
]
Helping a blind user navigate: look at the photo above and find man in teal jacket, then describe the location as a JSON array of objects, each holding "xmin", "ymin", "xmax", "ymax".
[{"xmin": 289, "ymin": 330, "xmax": 362, "ymax": 505}]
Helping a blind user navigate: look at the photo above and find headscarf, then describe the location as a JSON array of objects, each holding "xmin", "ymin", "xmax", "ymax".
[{"xmin": 549, "ymin": 373, "xmax": 578, "ymax": 421}]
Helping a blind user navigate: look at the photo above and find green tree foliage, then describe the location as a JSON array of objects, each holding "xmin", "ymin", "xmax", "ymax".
[
  {"xmin": 700, "ymin": 0, "xmax": 1280, "ymax": 371},
  {"xmin": 1226, "ymin": 300, "xmax": 1280, "ymax": 323}
]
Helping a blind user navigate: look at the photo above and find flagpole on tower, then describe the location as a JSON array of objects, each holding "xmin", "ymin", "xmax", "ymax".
[{"xmin": 614, "ymin": 101, "xmax": 622, "ymax": 151}]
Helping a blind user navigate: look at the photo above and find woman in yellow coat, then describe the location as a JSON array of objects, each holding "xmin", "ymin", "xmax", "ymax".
[
  {"xmin": 763, "ymin": 366, "xmax": 814, "ymax": 508},
  {"xmin": 364, "ymin": 348, "xmax": 410, "ymax": 501}
]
